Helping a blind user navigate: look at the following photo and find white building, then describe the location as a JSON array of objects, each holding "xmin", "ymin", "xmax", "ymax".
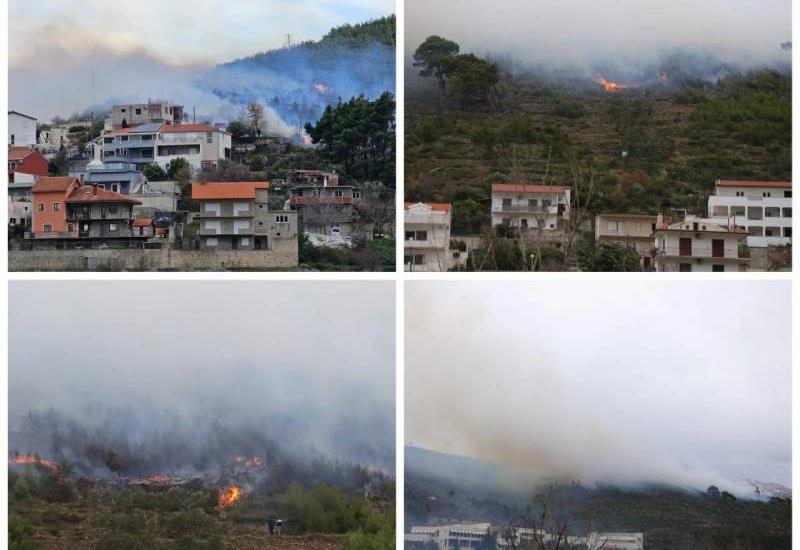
[
  {"xmin": 707, "ymin": 179, "xmax": 791, "ymax": 247},
  {"xmin": 491, "ymin": 183, "xmax": 571, "ymax": 230},
  {"xmin": 406, "ymin": 523, "xmax": 643, "ymax": 550},
  {"xmin": 101, "ymin": 123, "xmax": 232, "ymax": 172},
  {"xmin": 8, "ymin": 111, "xmax": 37, "ymax": 147},
  {"xmin": 405, "ymin": 202, "xmax": 463, "ymax": 271},
  {"xmin": 652, "ymin": 215, "xmax": 749, "ymax": 272},
  {"xmin": 38, "ymin": 121, "xmax": 93, "ymax": 153},
  {"xmin": 155, "ymin": 123, "xmax": 231, "ymax": 171},
  {"xmin": 110, "ymin": 101, "xmax": 184, "ymax": 129}
]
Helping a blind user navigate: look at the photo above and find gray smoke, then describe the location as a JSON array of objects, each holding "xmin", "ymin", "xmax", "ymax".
[
  {"xmin": 405, "ymin": 281, "xmax": 791, "ymax": 495},
  {"xmin": 9, "ymin": 281, "xmax": 395, "ymax": 476},
  {"xmin": 405, "ymin": 0, "xmax": 791, "ymax": 82}
]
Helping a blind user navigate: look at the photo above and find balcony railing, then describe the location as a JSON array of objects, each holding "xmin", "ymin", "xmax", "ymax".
[
  {"xmin": 33, "ymin": 231, "xmax": 79, "ymax": 239},
  {"xmin": 653, "ymin": 245, "xmax": 745, "ymax": 260}
]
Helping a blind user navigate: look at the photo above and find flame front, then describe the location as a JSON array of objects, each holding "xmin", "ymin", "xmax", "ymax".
[
  {"xmin": 12, "ymin": 455, "xmax": 61, "ymax": 476},
  {"xmin": 233, "ymin": 454, "xmax": 264, "ymax": 469},
  {"xmin": 217, "ymin": 484, "xmax": 242, "ymax": 508},
  {"xmin": 594, "ymin": 75, "xmax": 628, "ymax": 92}
]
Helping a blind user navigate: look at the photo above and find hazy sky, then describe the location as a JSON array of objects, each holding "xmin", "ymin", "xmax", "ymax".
[
  {"xmin": 10, "ymin": 281, "xmax": 395, "ymax": 469},
  {"xmin": 9, "ymin": 0, "xmax": 393, "ymax": 119},
  {"xmin": 406, "ymin": 0, "xmax": 791, "ymax": 72},
  {"xmin": 406, "ymin": 281, "xmax": 791, "ymax": 489}
]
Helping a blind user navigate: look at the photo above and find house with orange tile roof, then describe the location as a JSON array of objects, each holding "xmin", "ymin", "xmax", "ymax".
[
  {"xmin": 191, "ymin": 181, "xmax": 298, "ymax": 251},
  {"xmin": 651, "ymin": 215, "xmax": 749, "ymax": 272},
  {"xmin": 490, "ymin": 183, "xmax": 571, "ymax": 231},
  {"xmin": 31, "ymin": 177, "xmax": 144, "ymax": 244},
  {"xmin": 404, "ymin": 202, "xmax": 463, "ymax": 271},
  {"xmin": 707, "ymin": 179, "xmax": 791, "ymax": 248}
]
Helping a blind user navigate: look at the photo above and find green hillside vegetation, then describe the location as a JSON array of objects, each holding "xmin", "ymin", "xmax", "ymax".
[{"xmin": 406, "ymin": 37, "xmax": 791, "ymax": 236}]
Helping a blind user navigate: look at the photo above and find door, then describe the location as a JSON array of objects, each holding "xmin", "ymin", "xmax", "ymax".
[
  {"xmin": 711, "ymin": 239, "xmax": 724, "ymax": 258},
  {"xmin": 679, "ymin": 237, "xmax": 692, "ymax": 256}
]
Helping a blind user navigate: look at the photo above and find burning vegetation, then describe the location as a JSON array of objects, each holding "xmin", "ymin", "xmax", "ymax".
[
  {"xmin": 217, "ymin": 483, "xmax": 242, "ymax": 508},
  {"xmin": 11, "ymin": 454, "xmax": 61, "ymax": 476}
]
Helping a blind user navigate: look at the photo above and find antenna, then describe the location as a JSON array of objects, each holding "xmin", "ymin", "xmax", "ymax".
[{"xmin": 286, "ymin": 33, "xmax": 292, "ymax": 47}]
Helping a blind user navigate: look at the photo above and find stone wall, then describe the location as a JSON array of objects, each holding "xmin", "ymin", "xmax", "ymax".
[{"xmin": 9, "ymin": 242, "xmax": 298, "ymax": 271}]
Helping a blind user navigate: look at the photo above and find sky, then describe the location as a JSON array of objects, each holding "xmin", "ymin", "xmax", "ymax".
[
  {"xmin": 9, "ymin": 0, "xmax": 394, "ymax": 120},
  {"xmin": 406, "ymin": 281, "xmax": 792, "ymax": 490},
  {"xmin": 9, "ymin": 281, "xmax": 395, "ymax": 470},
  {"xmin": 406, "ymin": 0, "xmax": 791, "ymax": 75}
]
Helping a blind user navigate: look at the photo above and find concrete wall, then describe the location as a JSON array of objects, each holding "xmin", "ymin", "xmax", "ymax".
[
  {"xmin": 9, "ymin": 245, "xmax": 298, "ymax": 271},
  {"xmin": 9, "ymin": 113, "xmax": 37, "ymax": 146}
]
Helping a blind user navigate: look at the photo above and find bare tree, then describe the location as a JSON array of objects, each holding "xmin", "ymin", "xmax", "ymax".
[{"xmin": 247, "ymin": 101, "xmax": 265, "ymax": 136}]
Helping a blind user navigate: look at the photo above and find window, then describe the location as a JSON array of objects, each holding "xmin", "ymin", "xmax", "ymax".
[
  {"xmin": 607, "ymin": 221, "xmax": 617, "ymax": 232},
  {"xmin": 109, "ymin": 223, "xmax": 118, "ymax": 231},
  {"xmin": 735, "ymin": 191, "xmax": 744, "ymax": 197},
  {"xmin": 748, "ymin": 226, "xmax": 763, "ymax": 236},
  {"xmin": 204, "ymin": 220, "xmax": 222, "ymax": 234},
  {"xmin": 679, "ymin": 263, "xmax": 692, "ymax": 272},
  {"xmin": 413, "ymin": 254, "xmax": 425, "ymax": 265},
  {"xmin": 53, "ymin": 202, "xmax": 61, "ymax": 212},
  {"xmin": 111, "ymin": 185, "xmax": 120, "ymax": 194},
  {"xmin": 233, "ymin": 202, "xmax": 249, "ymax": 216},
  {"xmin": 104, "ymin": 137, "xmax": 114, "ymax": 144},
  {"xmin": 233, "ymin": 220, "xmax": 249, "ymax": 234},
  {"xmin": 204, "ymin": 202, "xmax": 221, "ymax": 216},
  {"xmin": 711, "ymin": 205, "xmax": 728, "ymax": 217},
  {"xmin": 415, "ymin": 230, "xmax": 428, "ymax": 241},
  {"xmin": 784, "ymin": 227, "xmax": 792, "ymax": 238},
  {"xmin": 405, "ymin": 231, "xmax": 414, "ymax": 241},
  {"xmin": 43, "ymin": 224, "xmax": 52, "ymax": 232},
  {"xmin": 121, "ymin": 108, "xmax": 126, "ymax": 112},
  {"xmin": 334, "ymin": 189, "xmax": 344, "ymax": 197},
  {"xmin": 121, "ymin": 136, "xmax": 128, "ymax": 142},
  {"xmin": 521, "ymin": 218, "xmax": 528, "ymax": 229},
  {"xmin": 275, "ymin": 214, "xmax": 289, "ymax": 224},
  {"xmin": 37, "ymin": 203, "xmax": 45, "ymax": 212},
  {"xmin": 763, "ymin": 191, "xmax": 771, "ymax": 197},
  {"xmin": 109, "ymin": 204, "xmax": 118, "ymax": 214},
  {"xmin": 782, "ymin": 207, "xmax": 792, "ymax": 218},
  {"xmin": 712, "ymin": 264, "xmax": 724, "ymax": 272},
  {"xmin": 730, "ymin": 206, "xmax": 745, "ymax": 217},
  {"xmin": 206, "ymin": 132, "xmax": 213, "ymax": 143},
  {"xmin": 502, "ymin": 198, "xmax": 512, "ymax": 209},
  {"xmin": 10, "ymin": 134, "xmax": 14, "ymax": 144},
  {"xmin": 67, "ymin": 224, "xmax": 74, "ymax": 232},
  {"xmin": 97, "ymin": 184, "xmax": 106, "ymax": 189},
  {"xmin": 747, "ymin": 206, "xmax": 763, "ymax": 220},
  {"xmin": 528, "ymin": 198, "xmax": 538, "ymax": 208},
  {"xmin": 135, "ymin": 108, "xmax": 141, "ymax": 115},
  {"xmin": 784, "ymin": 190, "xmax": 792, "ymax": 198},
  {"xmin": 9, "ymin": 218, "xmax": 16, "ymax": 225},
  {"xmin": 240, "ymin": 237, "xmax": 250, "ymax": 247},
  {"xmin": 206, "ymin": 237, "xmax": 218, "ymax": 247},
  {"xmin": 331, "ymin": 224, "xmax": 340, "ymax": 234}
]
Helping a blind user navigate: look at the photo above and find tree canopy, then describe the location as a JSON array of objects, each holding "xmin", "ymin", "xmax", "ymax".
[
  {"xmin": 413, "ymin": 35, "xmax": 460, "ymax": 91},
  {"xmin": 304, "ymin": 92, "xmax": 395, "ymax": 186}
]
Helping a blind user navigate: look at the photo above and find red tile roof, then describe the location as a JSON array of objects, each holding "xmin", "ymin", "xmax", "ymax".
[
  {"xmin": 192, "ymin": 181, "xmax": 269, "ymax": 200},
  {"xmin": 717, "ymin": 180, "xmax": 791, "ymax": 189},
  {"xmin": 161, "ymin": 123, "xmax": 227, "ymax": 134},
  {"xmin": 66, "ymin": 185, "xmax": 140, "ymax": 204},
  {"xmin": 31, "ymin": 176, "xmax": 79, "ymax": 193},
  {"xmin": 132, "ymin": 218, "xmax": 153, "ymax": 227},
  {"xmin": 8, "ymin": 146, "xmax": 38, "ymax": 161},
  {"xmin": 492, "ymin": 183, "xmax": 568, "ymax": 193},
  {"xmin": 404, "ymin": 202, "xmax": 452, "ymax": 212}
]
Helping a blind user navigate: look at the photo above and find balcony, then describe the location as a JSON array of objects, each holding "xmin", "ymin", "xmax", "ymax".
[
  {"xmin": 653, "ymin": 245, "xmax": 747, "ymax": 261},
  {"xmin": 33, "ymin": 231, "xmax": 79, "ymax": 239}
]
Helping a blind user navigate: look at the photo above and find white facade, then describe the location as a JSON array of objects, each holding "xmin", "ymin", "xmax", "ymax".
[
  {"xmin": 8, "ymin": 111, "xmax": 37, "ymax": 147},
  {"xmin": 155, "ymin": 128, "xmax": 232, "ymax": 171},
  {"xmin": 652, "ymin": 216, "xmax": 749, "ymax": 272},
  {"xmin": 491, "ymin": 184, "xmax": 571, "ymax": 230},
  {"xmin": 405, "ymin": 202, "xmax": 462, "ymax": 271},
  {"xmin": 707, "ymin": 179, "xmax": 791, "ymax": 247},
  {"xmin": 407, "ymin": 524, "xmax": 643, "ymax": 550},
  {"xmin": 38, "ymin": 121, "xmax": 92, "ymax": 152}
]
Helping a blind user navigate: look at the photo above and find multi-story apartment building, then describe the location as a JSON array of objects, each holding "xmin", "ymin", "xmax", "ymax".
[
  {"xmin": 191, "ymin": 181, "xmax": 298, "ymax": 251},
  {"xmin": 157, "ymin": 124, "xmax": 231, "ymax": 172},
  {"xmin": 287, "ymin": 170, "xmax": 362, "ymax": 237},
  {"xmin": 652, "ymin": 215, "xmax": 749, "ymax": 272},
  {"xmin": 490, "ymin": 183, "xmax": 571, "ymax": 230},
  {"xmin": 707, "ymin": 179, "xmax": 792, "ymax": 247},
  {"xmin": 404, "ymin": 202, "xmax": 461, "ymax": 271},
  {"xmin": 594, "ymin": 213, "xmax": 658, "ymax": 269},
  {"xmin": 101, "ymin": 123, "xmax": 232, "ymax": 172},
  {"xmin": 101, "ymin": 123, "xmax": 161, "ymax": 169},
  {"xmin": 8, "ymin": 110, "xmax": 37, "ymax": 147},
  {"xmin": 109, "ymin": 101, "xmax": 184, "ymax": 129},
  {"xmin": 31, "ymin": 177, "xmax": 142, "ymax": 243},
  {"xmin": 70, "ymin": 158, "xmax": 145, "ymax": 195}
]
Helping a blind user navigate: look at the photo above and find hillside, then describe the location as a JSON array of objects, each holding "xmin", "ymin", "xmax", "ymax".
[
  {"xmin": 201, "ymin": 16, "xmax": 395, "ymax": 133},
  {"xmin": 405, "ymin": 447, "xmax": 792, "ymax": 550},
  {"xmin": 405, "ymin": 68, "xmax": 791, "ymax": 235}
]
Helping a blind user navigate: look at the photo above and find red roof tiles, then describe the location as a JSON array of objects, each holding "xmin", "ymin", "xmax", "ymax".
[
  {"xmin": 161, "ymin": 123, "xmax": 226, "ymax": 134},
  {"xmin": 192, "ymin": 181, "xmax": 269, "ymax": 200},
  {"xmin": 492, "ymin": 183, "xmax": 568, "ymax": 193},
  {"xmin": 404, "ymin": 202, "xmax": 452, "ymax": 212},
  {"xmin": 31, "ymin": 176, "xmax": 79, "ymax": 193},
  {"xmin": 8, "ymin": 146, "xmax": 38, "ymax": 161},
  {"xmin": 66, "ymin": 185, "xmax": 140, "ymax": 204}
]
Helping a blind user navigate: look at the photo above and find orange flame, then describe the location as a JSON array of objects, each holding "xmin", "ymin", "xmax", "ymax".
[
  {"xmin": 217, "ymin": 484, "xmax": 242, "ymax": 508},
  {"xmin": 233, "ymin": 454, "xmax": 264, "ymax": 469},
  {"xmin": 660, "ymin": 70, "xmax": 669, "ymax": 85},
  {"xmin": 12, "ymin": 454, "xmax": 61, "ymax": 476},
  {"xmin": 594, "ymin": 75, "xmax": 628, "ymax": 92}
]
